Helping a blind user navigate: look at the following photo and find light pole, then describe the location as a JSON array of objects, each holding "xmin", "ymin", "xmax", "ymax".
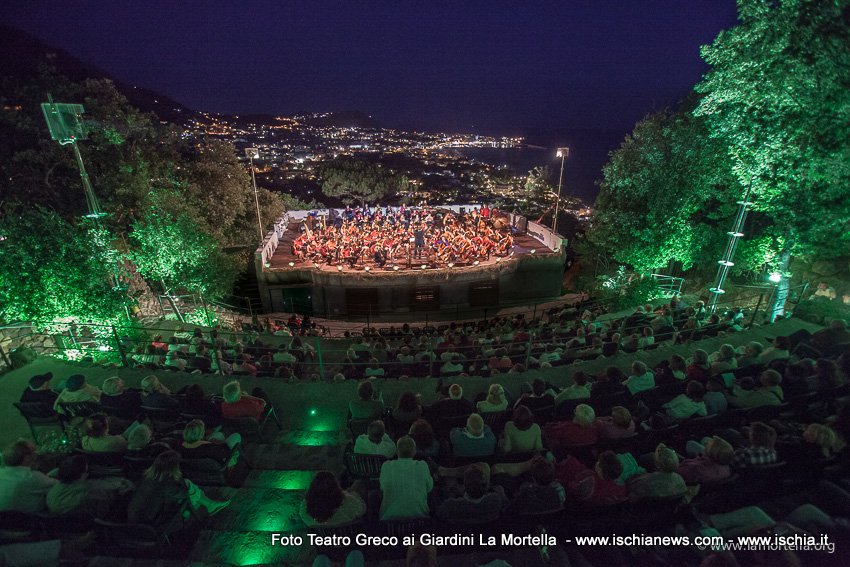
[
  {"xmin": 553, "ymin": 147, "xmax": 569, "ymax": 240},
  {"xmin": 245, "ymin": 147, "xmax": 264, "ymax": 241}
]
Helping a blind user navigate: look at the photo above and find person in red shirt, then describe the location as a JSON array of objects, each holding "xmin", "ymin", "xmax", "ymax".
[
  {"xmin": 544, "ymin": 404, "xmax": 600, "ymax": 451},
  {"xmin": 555, "ymin": 451, "xmax": 628, "ymax": 506},
  {"xmin": 221, "ymin": 381, "xmax": 267, "ymax": 421}
]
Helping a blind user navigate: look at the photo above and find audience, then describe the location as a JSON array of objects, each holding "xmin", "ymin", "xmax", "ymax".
[
  {"xmin": 450, "ymin": 414, "xmax": 496, "ymax": 458},
  {"xmin": 20, "ymin": 372, "xmax": 58, "ymax": 405},
  {"xmin": 627, "ymin": 444, "xmax": 687, "ymax": 501},
  {"xmin": 54, "ymin": 374, "xmax": 101, "ymax": 412},
  {"xmin": 221, "ymin": 380, "xmax": 267, "ymax": 421},
  {"xmin": 501, "ymin": 406, "xmax": 542, "ymax": 454},
  {"xmin": 349, "ymin": 380, "xmax": 384, "ymax": 420},
  {"xmin": 0, "ymin": 440, "xmax": 57, "ymax": 512}
]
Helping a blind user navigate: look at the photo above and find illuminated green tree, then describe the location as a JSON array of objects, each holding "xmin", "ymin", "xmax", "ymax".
[
  {"xmin": 695, "ymin": 0, "xmax": 850, "ymax": 317},
  {"xmin": 587, "ymin": 102, "xmax": 738, "ymax": 273},
  {"xmin": 0, "ymin": 209, "xmax": 127, "ymax": 325},
  {"xmin": 130, "ymin": 197, "xmax": 238, "ymax": 321}
]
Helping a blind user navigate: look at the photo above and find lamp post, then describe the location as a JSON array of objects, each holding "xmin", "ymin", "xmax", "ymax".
[
  {"xmin": 553, "ymin": 147, "xmax": 569, "ymax": 240},
  {"xmin": 245, "ymin": 147, "xmax": 264, "ymax": 241}
]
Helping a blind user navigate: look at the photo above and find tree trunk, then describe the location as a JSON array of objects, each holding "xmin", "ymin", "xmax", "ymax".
[
  {"xmin": 768, "ymin": 248, "xmax": 792, "ymax": 323},
  {"xmin": 162, "ymin": 281, "xmax": 185, "ymax": 323}
]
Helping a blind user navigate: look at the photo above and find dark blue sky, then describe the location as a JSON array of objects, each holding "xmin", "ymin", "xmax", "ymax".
[{"xmin": 4, "ymin": 1, "xmax": 738, "ymax": 135}]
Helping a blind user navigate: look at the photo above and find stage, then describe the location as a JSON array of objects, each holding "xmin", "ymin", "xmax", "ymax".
[{"xmin": 255, "ymin": 207, "xmax": 567, "ymax": 319}]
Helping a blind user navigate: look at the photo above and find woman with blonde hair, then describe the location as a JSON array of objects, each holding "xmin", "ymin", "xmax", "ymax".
[
  {"xmin": 476, "ymin": 383, "xmax": 508, "ymax": 413},
  {"xmin": 595, "ymin": 406, "xmax": 635, "ymax": 439}
]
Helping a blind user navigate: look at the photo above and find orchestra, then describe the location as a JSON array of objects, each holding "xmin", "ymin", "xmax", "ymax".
[{"xmin": 290, "ymin": 205, "xmax": 513, "ymax": 270}]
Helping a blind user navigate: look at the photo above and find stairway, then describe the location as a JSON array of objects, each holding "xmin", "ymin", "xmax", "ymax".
[{"xmin": 187, "ymin": 429, "xmax": 348, "ymax": 566}]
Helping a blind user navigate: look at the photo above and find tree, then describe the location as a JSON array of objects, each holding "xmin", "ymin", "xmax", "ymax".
[
  {"xmin": 694, "ymin": 0, "xmax": 850, "ymax": 319},
  {"xmin": 0, "ymin": 209, "xmax": 128, "ymax": 326},
  {"xmin": 587, "ymin": 102, "xmax": 739, "ymax": 273},
  {"xmin": 319, "ymin": 158, "xmax": 409, "ymax": 206},
  {"xmin": 130, "ymin": 195, "xmax": 238, "ymax": 321}
]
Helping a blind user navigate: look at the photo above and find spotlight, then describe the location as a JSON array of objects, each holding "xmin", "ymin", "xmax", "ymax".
[
  {"xmin": 421, "ymin": 264, "xmax": 427, "ymax": 270},
  {"xmin": 496, "ymin": 257, "xmax": 502, "ymax": 263},
  {"xmin": 473, "ymin": 260, "xmax": 479, "ymax": 266},
  {"xmin": 364, "ymin": 266, "xmax": 370, "ymax": 272},
  {"xmin": 288, "ymin": 262, "xmax": 295, "ymax": 267},
  {"xmin": 530, "ymin": 249, "xmax": 536, "ymax": 254},
  {"xmin": 263, "ymin": 261, "xmax": 271, "ymax": 268},
  {"xmin": 97, "ymin": 345, "xmax": 110, "ymax": 352},
  {"xmin": 393, "ymin": 266, "xmax": 399, "ymax": 271},
  {"xmin": 448, "ymin": 262, "xmax": 454, "ymax": 268},
  {"xmin": 337, "ymin": 266, "xmax": 343, "ymax": 272},
  {"xmin": 769, "ymin": 272, "xmax": 782, "ymax": 283}
]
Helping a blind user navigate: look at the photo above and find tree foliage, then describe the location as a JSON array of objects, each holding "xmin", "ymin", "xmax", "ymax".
[
  {"xmin": 0, "ymin": 209, "xmax": 128, "ymax": 325},
  {"xmin": 587, "ymin": 0, "xmax": 850, "ymax": 289},
  {"xmin": 130, "ymin": 194, "xmax": 238, "ymax": 302},
  {"xmin": 318, "ymin": 158, "xmax": 409, "ymax": 206}
]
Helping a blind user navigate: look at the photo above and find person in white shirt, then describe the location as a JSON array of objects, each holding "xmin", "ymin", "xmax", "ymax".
[
  {"xmin": 0, "ymin": 440, "xmax": 57, "ymax": 512},
  {"xmin": 54, "ymin": 374, "xmax": 101, "ymax": 413},
  {"xmin": 663, "ymin": 381, "xmax": 708, "ymax": 421},
  {"xmin": 379, "ymin": 437, "xmax": 433, "ymax": 520},
  {"xmin": 353, "ymin": 421, "xmax": 396, "ymax": 459},
  {"xmin": 555, "ymin": 372, "xmax": 591, "ymax": 403},
  {"xmin": 623, "ymin": 361, "xmax": 655, "ymax": 395}
]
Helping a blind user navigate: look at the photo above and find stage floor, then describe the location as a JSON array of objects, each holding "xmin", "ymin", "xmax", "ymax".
[{"xmin": 266, "ymin": 221, "xmax": 555, "ymax": 273}]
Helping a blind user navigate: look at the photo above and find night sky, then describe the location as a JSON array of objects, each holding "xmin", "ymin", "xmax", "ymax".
[{"xmin": 4, "ymin": 1, "xmax": 739, "ymax": 135}]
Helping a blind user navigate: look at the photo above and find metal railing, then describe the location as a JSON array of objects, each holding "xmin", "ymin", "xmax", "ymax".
[{"xmin": 0, "ymin": 283, "xmax": 804, "ymax": 377}]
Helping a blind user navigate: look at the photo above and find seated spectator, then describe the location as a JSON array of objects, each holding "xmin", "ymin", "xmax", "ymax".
[
  {"xmin": 440, "ymin": 355, "xmax": 465, "ymax": 377},
  {"xmin": 668, "ymin": 355, "xmax": 687, "ymax": 381},
  {"xmin": 554, "ymin": 372, "xmax": 591, "ymax": 403},
  {"xmin": 686, "ymin": 350, "xmax": 711, "ymax": 383},
  {"xmin": 409, "ymin": 419, "xmax": 440, "ymax": 458},
  {"xmin": 798, "ymin": 423, "xmax": 844, "ymax": 460},
  {"xmin": 555, "ymin": 451, "xmax": 627, "ymax": 506},
  {"xmin": 126, "ymin": 424, "xmax": 172, "ymax": 457},
  {"xmin": 728, "ymin": 369, "xmax": 784, "ymax": 408},
  {"xmin": 364, "ymin": 358, "xmax": 385, "ymax": 378},
  {"xmin": 353, "ymin": 420, "xmax": 396, "ymax": 459},
  {"xmin": 189, "ymin": 346, "xmax": 212, "ymax": 373},
  {"xmin": 54, "ymin": 374, "xmax": 101, "ymax": 413},
  {"xmin": 809, "ymin": 359, "xmax": 844, "ymax": 391},
  {"xmin": 476, "ymin": 383, "xmax": 508, "ymax": 414},
  {"xmin": 349, "ymin": 380, "xmax": 384, "ymax": 420},
  {"xmin": 502, "ymin": 406, "xmax": 542, "ymax": 454},
  {"xmin": 436, "ymin": 463, "xmax": 507, "ymax": 521},
  {"xmin": 221, "ymin": 381, "xmax": 267, "ymax": 421},
  {"xmin": 590, "ymin": 367, "xmax": 628, "ymax": 399},
  {"xmin": 639, "ymin": 327, "xmax": 655, "ymax": 349},
  {"xmin": 127, "ymin": 451, "xmax": 229, "ymax": 534},
  {"xmin": 623, "ymin": 361, "xmax": 655, "ymax": 395},
  {"xmin": 736, "ymin": 341, "xmax": 765, "ymax": 369},
  {"xmin": 512, "ymin": 457, "xmax": 565, "ymax": 514},
  {"xmin": 393, "ymin": 391, "xmax": 423, "ymax": 426},
  {"xmin": 451, "ymin": 414, "xmax": 496, "ymax": 458},
  {"xmin": 627, "ymin": 444, "xmax": 687, "ymax": 501},
  {"xmin": 532, "ymin": 344, "xmax": 562, "ymax": 366},
  {"xmin": 178, "ymin": 419, "xmax": 238, "ymax": 467},
  {"xmin": 140, "ymin": 375, "xmax": 179, "ymax": 410},
  {"xmin": 20, "ymin": 372, "xmax": 57, "ymax": 405},
  {"xmin": 180, "ymin": 383, "xmax": 223, "ymax": 423},
  {"xmin": 299, "ymin": 470, "xmax": 367, "ymax": 527},
  {"xmin": 732, "ymin": 421, "xmax": 778, "ymax": 469},
  {"xmin": 233, "ymin": 353, "xmax": 258, "ymax": 376},
  {"xmin": 272, "ymin": 347, "xmax": 297, "ymax": 365},
  {"xmin": 783, "ymin": 359, "xmax": 814, "ymax": 399},
  {"xmin": 0, "ymin": 440, "xmax": 57, "ymax": 512},
  {"xmin": 164, "ymin": 350, "xmax": 188, "ymax": 372},
  {"xmin": 760, "ymin": 336, "xmax": 791, "ymax": 364},
  {"xmin": 709, "ymin": 344, "xmax": 738, "ymax": 375},
  {"xmin": 595, "ymin": 406, "xmax": 635, "ymax": 439},
  {"xmin": 46, "ymin": 454, "xmax": 132, "ymax": 516},
  {"xmin": 81, "ymin": 414, "xmax": 129, "ymax": 453},
  {"xmin": 703, "ymin": 379, "xmax": 728, "ymax": 415},
  {"xmin": 544, "ymin": 404, "xmax": 600, "ymax": 449},
  {"xmin": 396, "ymin": 346, "xmax": 415, "ymax": 365},
  {"xmin": 514, "ymin": 378, "xmax": 555, "ymax": 413},
  {"xmin": 488, "ymin": 348, "xmax": 513, "ymax": 373},
  {"xmin": 379, "ymin": 436, "xmax": 433, "ymax": 520},
  {"xmin": 663, "ymin": 381, "xmax": 708, "ymax": 422},
  {"xmin": 100, "ymin": 376, "xmax": 142, "ymax": 416},
  {"xmin": 807, "ymin": 319, "xmax": 850, "ymax": 358},
  {"xmin": 679, "ymin": 436, "xmax": 734, "ymax": 484},
  {"xmin": 430, "ymin": 383, "xmax": 474, "ymax": 418}
]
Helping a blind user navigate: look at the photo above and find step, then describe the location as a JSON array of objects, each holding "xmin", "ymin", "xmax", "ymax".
[{"xmin": 190, "ymin": 529, "xmax": 313, "ymax": 565}]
